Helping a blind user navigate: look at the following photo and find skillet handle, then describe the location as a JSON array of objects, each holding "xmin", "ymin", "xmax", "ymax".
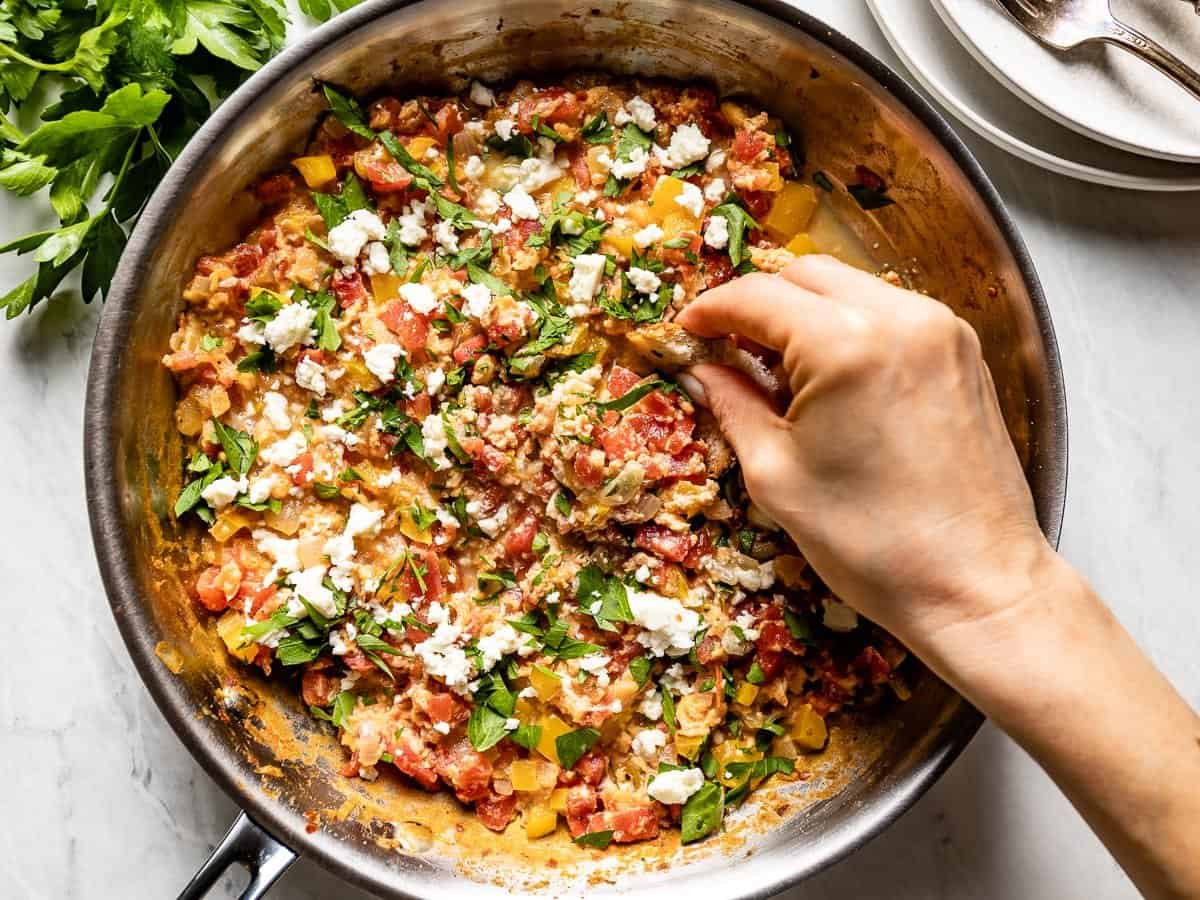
[{"xmin": 177, "ymin": 811, "xmax": 297, "ymax": 900}]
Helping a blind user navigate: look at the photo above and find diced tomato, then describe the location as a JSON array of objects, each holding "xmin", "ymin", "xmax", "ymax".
[
  {"xmin": 499, "ymin": 213, "xmax": 540, "ymax": 254},
  {"xmin": 363, "ymin": 158, "xmax": 413, "ymax": 193},
  {"xmin": 435, "ymin": 104, "xmax": 464, "ymax": 143},
  {"xmin": 423, "ymin": 691, "xmax": 469, "ymax": 726},
  {"xmin": 574, "ymin": 750, "xmax": 607, "ymax": 786},
  {"xmin": 239, "ymin": 581, "xmax": 277, "ymax": 615},
  {"xmin": 459, "ymin": 436, "xmax": 484, "ymax": 459},
  {"xmin": 606, "ymin": 365, "xmax": 641, "ymax": 399},
  {"xmin": 584, "ymin": 806, "xmax": 660, "ymax": 844},
  {"xmin": 342, "ymin": 652, "xmax": 377, "ymax": 673},
  {"xmin": 855, "ymin": 646, "xmax": 892, "ymax": 683},
  {"xmin": 516, "ymin": 88, "xmax": 583, "ymax": 129},
  {"xmin": 634, "ymin": 524, "xmax": 693, "ymax": 563},
  {"xmin": 301, "ymin": 669, "xmax": 339, "ymax": 707},
  {"xmin": 474, "ymin": 445, "xmax": 509, "ymax": 476},
  {"xmin": 701, "ymin": 248, "xmax": 734, "ymax": 289},
  {"xmin": 290, "ymin": 451, "xmax": 314, "ymax": 487},
  {"xmin": 731, "ymin": 128, "xmax": 769, "ymax": 163},
  {"xmin": 419, "ymin": 547, "xmax": 444, "ymax": 603},
  {"xmin": 503, "ymin": 513, "xmax": 540, "ymax": 558},
  {"xmin": 565, "ymin": 785, "xmax": 598, "ymax": 837},
  {"xmin": 572, "ymin": 449, "xmax": 604, "ymax": 490},
  {"xmin": 696, "ymin": 633, "xmax": 725, "ymax": 665},
  {"xmin": 475, "ymin": 790, "xmax": 519, "ymax": 831},
  {"xmin": 568, "ymin": 144, "xmax": 592, "ymax": 190},
  {"xmin": 380, "ymin": 300, "xmax": 430, "ymax": 354},
  {"xmin": 229, "ymin": 243, "xmax": 262, "ymax": 277},
  {"xmin": 257, "ymin": 227, "xmax": 278, "ymax": 251},
  {"xmin": 391, "ymin": 734, "xmax": 441, "ymax": 790},
  {"xmin": 195, "ymin": 561, "xmax": 241, "ymax": 612},
  {"xmin": 453, "ymin": 333, "xmax": 488, "ymax": 364},
  {"xmin": 255, "ymin": 173, "xmax": 294, "ymax": 204},
  {"xmin": 405, "ymin": 393, "xmax": 432, "ymax": 419},
  {"xmin": 297, "ymin": 348, "xmax": 325, "ymax": 367},
  {"xmin": 740, "ymin": 189, "xmax": 773, "ymax": 221},
  {"xmin": 435, "ymin": 740, "xmax": 493, "ymax": 802},
  {"xmin": 681, "ymin": 528, "xmax": 712, "ymax": 570},
  {"xmin": 331, "ymin": 268, "xmax": 368, "ymax": 308}
]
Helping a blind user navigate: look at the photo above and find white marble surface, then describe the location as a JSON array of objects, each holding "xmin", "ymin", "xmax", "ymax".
[{"xmin": 1, "ymin": 2, "xmax": 1198, "ymax": 898}]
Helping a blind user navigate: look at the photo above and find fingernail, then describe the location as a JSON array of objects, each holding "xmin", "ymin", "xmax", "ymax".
[{"xmin": 677, "ymin": 372, "xmax": 709, "ymax": 408}]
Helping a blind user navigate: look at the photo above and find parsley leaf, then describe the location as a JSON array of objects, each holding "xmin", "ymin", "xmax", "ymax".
[
  {"xmin": 573, "ymin": 830, "xmax": 614, "ymax": 849},
  {"xmin": 211, "ymin": 419, "xmax": 257, "ymax": 477},
  {"xmin": 710, "ymin": 200, "xmax": 760, "ymax": 268},
  {"xmin": 555, "ymin": 727, "xmax": 600, "ymax": 770},
  {"xmin": 580, "ymin": 111, "xmax": 614, "ymax": 144},
  {"xmin": 680, "ymin": 781, "xmax": 724, "ymax": 844}
]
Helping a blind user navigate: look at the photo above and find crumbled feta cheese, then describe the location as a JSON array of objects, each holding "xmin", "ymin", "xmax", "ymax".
[
  {"xmin": 463, "ymin": 155, "xmax": 485, "ymax": 179},
  {"xmin": 236, "ymin": 322, "xmax": 266, "ymax": 346},
  {"xmin": 660, "ymin": 662, "xmax": 696, "ymax": 695},
  {"xmin": 704, "ymin": 177, "xmax": 727, "ymax": 203},
  {"xmin": 494, "ymin": 118, "xmax": 516, "ymax": 140},
  {"xmin": 262, "ymin": 391, "xmax": 291, "ymax": 431},
  {"xmin": 476, "ymin": 504, "xmax": 509, "ymax": 538},
  {"xmin": 346, "ymin": 502, "xmax": 384, "ymax": 538},
  {"xmin": 706, "ymin": 148, "xmax": 726, "ymax": 173},
  {"xmin": 434, "ymin": 218, "xmax": 459, "ymax": 253},
  {"xmin": 492, "ymin": 217, "xmax": 512, "ymax": 234},
  {"xmin": 414, "ymin": 618, "xmax": 474, "ymax": 691},
  {"xmin": 519, "ymin": 156, "xmax": 563, "ymax": 192},
  {"xmin": 634, "ymin": 564, "xmax": 651, "ymax": 583},
  {"xmin": 295, "ymin": 357, "xmax": 327, "ymax": 396},
  {"xmin": 288, "ymin": 565, "xmax": 337, "ymax": 617},
  {"xmin": 326, "ymin": 209, "xmax": 387, "ymax": 264},
  {"xmin": 361, "ymin": 241, "xmax": 391, "ymax": 276},
  {"xmin": 702, "ymin": 551, "xmax": 775, "ymax": 591},
  {"xmin": 504, "ymin": 718, "xmax": 520, "ymax": 731},
  {"xmin": 323, "ymin": 532, "xmax": 355, "ymax": 568},
  {"xmin": 263, "ymin": 303, "xmax": 316, "ymax": 353},
  {"xmin": 639, "ymin": 689, "xmax": 664, "ymax": 720},
  {"xmin": 476, "ymin": 189, "xmax": 501, "ymax": 217},
  {"xmin": 519, "ymin": 686, "xmax": 537, "ymax": 699},
  {"xmin": 260, "ymin": 431, "xmax": 307, "ymax": 467},
  {"xmin": 320, "ymin": 423, "xmax": 359, "ymax": 448},
  {"xmin": 421, "ymin": 413, "xmax": 450, "ymax": 469},
  {"xmin": 622, "ymin": 96, "xmax": 657, "ymax": 132},
  {"xmin": 568, "ymin": 253, "xmax": 606, "ymax": 305},
  {"xmin": 631, "ymin": 728, "xmax": 667, "ymax": 761},
  {"xmin": 627, "ymin": 266, "xmax": 662, "ymax": 295},
  {"xmin": 576, "ymin": 190, "xmax": 597, "ymax": 204},
  {"xmin": 461, "ymin": 282, "xmax": 493, "ymax": 319},
  {"xmin": 425, "ymin": 368, "xmax": 446, "ymax": 395},
  {"xmin": 253, "ymin": 529, "xmax": 300, "ymax": 577},
  {"xmin": 658, "ymin": 123, "xmax": 711, "ymax": 170},
  {"xmin": 396, "ymin": 199, "xmax": 429, "ymax": 247},
  {"xmin": 399, "ymin": 282, "xmax": 438, "ymax": 315},
  {"xmin": 577, "ymin": 653, "xmax": 612, "ymax": 688},
  {"xmin": 476, "ymin": 624, "xmax": 526, "ymax": 671},
  {"xmin": 648, "ymin": 768, "xmax": 705, "ymax": 805},
  {"xmin": 673, "ymin": 283, "xmax": 685, "ymax": 303},
  {"xmin": 470, "ymin": 81, "xmax": 495, "ymax": 106},
  {"xmin": 633, "ymin": 223, "xmax": 664, "ymax": 248},
  {"xmin": 424, "ymin": 146, "xmax": 439, "ymax": 161},
  {"xmin": 363, "ymin": 343, "xmax": 405, "ymax": 384},
  {"xmin": 609, "ymin": 146, "xmax": 648, "ymax": 180},
  {"xmin": 822, "ymin": 597, "xmax": 860, "ymax": 632},
  {"xmin": 502, "ymin": 184, "xmax": 540, "ymax": 221},
  {"xmin": 246, "ymin": 474, "xmax": 275, "ymax": 504},
  {"xmin": 675, "ymin": 181, "xmax": 704, "ymax": 218},
  {"xmin": 432, "ymin": 721, "xmax": 452, "ymax": 735},
  {"xmin": 629, "ymin": 589, "xmax": 701, "ymax": 657},
  {"xmin": 200, "ymin": 475, "xmax": 246, "ymax": 509},
  {"xmin": 704, "ymin": 214, "xmax": 729, "ymax": 250}
]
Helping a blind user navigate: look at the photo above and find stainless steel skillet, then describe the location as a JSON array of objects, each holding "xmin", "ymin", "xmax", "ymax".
[{"xmin": 84, "ymin": 1, "xmax": 1068, "ymax": 896}]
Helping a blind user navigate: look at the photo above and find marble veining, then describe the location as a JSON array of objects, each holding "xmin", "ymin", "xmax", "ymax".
[{"xmin": 1, "ymin": 2, "xmax": 1196, "ymax": 897}]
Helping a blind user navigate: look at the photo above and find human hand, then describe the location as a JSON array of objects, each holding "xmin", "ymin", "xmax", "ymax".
[{"xmin": 676, "ymin": 255, "xmax": 1056, "ymax": 656}]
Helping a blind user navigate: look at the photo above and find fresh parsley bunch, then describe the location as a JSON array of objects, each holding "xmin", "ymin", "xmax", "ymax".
[{"xmin": 0, "ymin": 0, "xmax": 355, "ymax": 320}]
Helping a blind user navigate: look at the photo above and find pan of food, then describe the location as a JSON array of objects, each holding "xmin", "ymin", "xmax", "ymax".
[{"xmin": 84, "ymin": 1, "xmax": 1067, "ymax": 897}]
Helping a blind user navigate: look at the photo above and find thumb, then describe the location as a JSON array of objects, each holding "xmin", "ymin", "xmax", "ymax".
[{"xmin": 685, "ymin": 363, "xmax": 787, "ymax": 470}]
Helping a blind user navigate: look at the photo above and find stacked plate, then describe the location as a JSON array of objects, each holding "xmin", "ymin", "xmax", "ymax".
[{"xmin": 865, "ymin": 0, "xmax": 1200, "ymax": 191}]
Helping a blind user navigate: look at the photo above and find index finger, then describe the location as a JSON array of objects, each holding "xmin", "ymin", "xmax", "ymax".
[{"xmin": 676, "ymin": 272, "xmax": 838, "ymax": 352}]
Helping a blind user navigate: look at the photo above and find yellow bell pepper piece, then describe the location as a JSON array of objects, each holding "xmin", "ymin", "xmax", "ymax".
[
  {"xmin": 398, "ymin": 511, "xmax": 432, "ymax": 545},
  {"xmin": 601, "ymin": 231, "xmax": 635, "ymax": 259},
  {"xmin": 515, "ymin": 697, "xmax": 537, "ymax": 720},
  {"xmin": 790, "ymin": 703, "xmax": 828, "ymax": 751},
  {"xmin": 530, "ymin": 665, "xmax": 562, "ymax": 701},
  {"xmin": 525, "ymin": 805, "xmax": 558, "ymax": 839},
  {"xmin": 713, "ymin": 741, "xmax": 762, "ymax": 788},
  {"xmin": 763, "ymin": 182, "xmax": 819, "ymax": 243},
  {"xmin": 659, "ymin": 211, "xmax": 698, "ymax": 242},
  {"xmin": 548, "ymin": 787, "xmax": 569, "ymax": 812},
  {"xmin": 734, "ymin": 682, "xmax": 759, "ymax": 706},
  {"xmin": 674, "ymin": 732, "xmax": 706, "ymax": 761},
  {"xmin": 785, "ymin": 233, "xmax": 818, "ymax": 256},
  {"xmin": 210, "ymin": 509, "xmax": 253, "ymax": 543},
  {"xmin": 217, "ymin": 611, "xmax": 258, "ymax": 663},
  {"xmin": 719, "ymin": 100, "xmax": 749, "ymax": 128},
  {"xmin": 406, "ymin": 136, "xmax": 438, "ymax": 159},
  {"xmin": 369, "ymin": 273, "xmax": 403, "ymax": 304},
  {"xmin": 292, "ymin": 154, "xmax": 337, "ymax": 189},
  {"xmin": 647, "ymin": 176, "xmax": 700, "ymax": 228},
  {"xmin": 510, "ymin": 759, "xmax": 541, "ymax": 792},
  {"xmin": 536, "ymin": 714, "xmax": 572, "ymax": 764}
]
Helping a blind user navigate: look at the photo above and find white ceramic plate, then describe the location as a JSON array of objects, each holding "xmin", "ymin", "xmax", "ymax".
[
  {"xmin": 931, "ymin": 0, "xmax": 1200, "ymax": 162},
  {"xmin": 865, "ymin": 0, "xmax": 1200, "ymax": 191}
]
